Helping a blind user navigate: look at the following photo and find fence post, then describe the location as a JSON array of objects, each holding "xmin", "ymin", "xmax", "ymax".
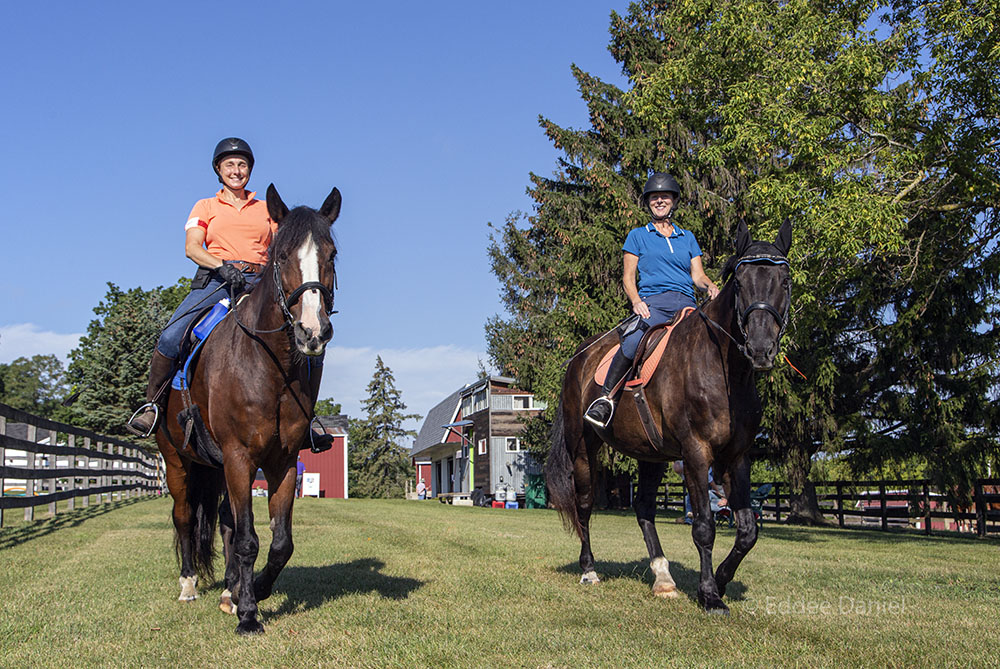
[
  {"xmin": 0, "ymin": 414, "xmax": 6, "ymax": 528},
  {"xmin": 923, "ymin": 482, "xmax": 932, "ymax": 536},
  {"xmin": 82, "ymin": 436, "xmax": 91, "ymax": 508},
  {"xmin": 66, "ymin": 433, "xmax": 76, "ymax": 511},
  {"xmin": 975, "ymin": 480, "xmax": 986, "ymax": 538},
  {"xmin": 836, "ymin": 483, "xmax": 844, "ymax": 528},
  {"xmin": 879, "ymin": 483, "xmax": 888, "ymax": 531},
  {"xmin": 774, "ymin": 482, "xmax": 781, "ymax": 523},
  {"xmin": 47, "ymin": 427, "xmax": 58, "ymax": 517},
  {"xmin": 24, "ymin": 423, "xmax": 37, "ymax": 521}
]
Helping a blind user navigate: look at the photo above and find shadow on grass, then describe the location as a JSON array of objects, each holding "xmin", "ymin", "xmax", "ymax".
[
  {"xmin": 0, "ymin": 497, "xmax": 148, "ymax": 550},
  {"xmin": 555, "ymin": 558, "xmax": 749, "ymax": 605},
  {"xmin": 757, "ymin": 521, "xmax": 1000, "ymax": 546},
  {"xmin": 258, "ymin": 558, "xmax": 425, "ymax": 620}
]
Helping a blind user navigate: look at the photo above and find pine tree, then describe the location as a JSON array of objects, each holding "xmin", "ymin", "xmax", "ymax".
[{"xmin": 348, "ymin": 356, "xmax": 419, "ymax": 498}]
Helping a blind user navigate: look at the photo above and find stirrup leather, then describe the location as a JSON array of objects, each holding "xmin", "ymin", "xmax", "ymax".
[
  {"xmin": 584, "ymin": 396, "xmax": 615, "ymax": 429},
  {"xmin": 126, "ymin": 402, "xmax": 160, "ymax": 438}
]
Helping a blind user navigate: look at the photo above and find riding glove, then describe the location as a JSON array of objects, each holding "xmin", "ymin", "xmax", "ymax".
[{"xmin": 216, "ymin": 263, "xmax": 247, "ymax": 293}]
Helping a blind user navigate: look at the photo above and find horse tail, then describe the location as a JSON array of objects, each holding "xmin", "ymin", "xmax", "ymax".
[
  {"xmin": 177, "ymin": 461, "xmax": 224, "ymax": 580},
  {"xmin": 545, "ymin": 398, "xmax": 584, "ymax": 539}
]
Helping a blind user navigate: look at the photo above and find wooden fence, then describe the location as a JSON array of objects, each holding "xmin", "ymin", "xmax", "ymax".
[
  {"xmin": 0, "ymin": 402, "xmax": 162, "ymax": 527},
  {"xmin": 656, "ymin": 478, "xmax": 1000, "ymax": 537}
]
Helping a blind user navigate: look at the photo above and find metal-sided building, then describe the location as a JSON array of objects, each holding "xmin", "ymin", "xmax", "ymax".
[{"xmin": 410, "ymin": 377, "xmax": 545, "ymax": 501}]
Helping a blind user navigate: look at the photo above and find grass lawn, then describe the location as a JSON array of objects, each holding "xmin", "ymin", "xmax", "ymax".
[{"xmin": 1, "ymin": 495, "xmax": 998, "ymax": 668}]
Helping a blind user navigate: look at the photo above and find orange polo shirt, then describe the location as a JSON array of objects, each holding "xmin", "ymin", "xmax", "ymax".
[{"xmin": 184, "ymin": 190, "xmax": 277, "ymax": 265}]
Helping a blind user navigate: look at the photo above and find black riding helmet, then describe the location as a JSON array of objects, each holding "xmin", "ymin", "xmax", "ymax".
[
  {"xmin": 642, "ymin": 172, "xmax": 680, "ymax": 206},
  {"xmin": 212, "ymin": 137, "xmax": 254, "ymax": 180}
]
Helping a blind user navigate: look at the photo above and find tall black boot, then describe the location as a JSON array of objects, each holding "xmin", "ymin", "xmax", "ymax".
[
  {"xmin": 126, "ymin": 351, "xmax": 176, "ymax": 437},
  {"xmin": 305, "ymin": 362, "xmax": 335, "ymax": 453},
  {"xmin": 584, "ymin": 351, "xmax": 634, "ymax": 428}
]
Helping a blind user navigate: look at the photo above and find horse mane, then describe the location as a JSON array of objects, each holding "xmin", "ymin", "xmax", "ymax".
[{"xmin": 267, "ymin": 205, "xmax": 337, "ymax": 266}]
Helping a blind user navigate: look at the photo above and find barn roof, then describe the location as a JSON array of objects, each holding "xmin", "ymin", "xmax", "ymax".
[{"xmin": 411, "ymin": 387, "xmax": 463, "ymax": 458}]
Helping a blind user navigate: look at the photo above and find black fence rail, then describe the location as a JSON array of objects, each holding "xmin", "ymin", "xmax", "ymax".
[
  {"xmin": 655, "ymin": 478, "xmax": 1000, "ymax": 537},
  {"xmin": 0, "ymin": 403, "xmax": 162, "ymax": 527}
]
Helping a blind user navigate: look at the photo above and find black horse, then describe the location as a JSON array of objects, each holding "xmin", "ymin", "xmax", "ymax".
[{"xmin": 546, "ymin": 221, "xmax": 791, "ymax": 613}]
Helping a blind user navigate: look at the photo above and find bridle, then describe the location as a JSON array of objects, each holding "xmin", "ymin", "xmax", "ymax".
[
  {"xmin": 699, "ymin": 252, "xmax": 790, "ymax": 361},
  {"xmin": 232, "ymin": 253, "xmax": 337, "ymax": 336},
  {"xmin": 272, "ymin": 256, "xmax": 337, "ymax": 328},
  {"xmin": 733, "ymin": 253, "xmax": 791, "ymax": 343}
]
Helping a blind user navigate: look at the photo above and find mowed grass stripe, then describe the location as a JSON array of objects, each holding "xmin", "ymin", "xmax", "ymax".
[{"xmin": 1, "ymin": 497, "xmax": 998, "ymax": 668}]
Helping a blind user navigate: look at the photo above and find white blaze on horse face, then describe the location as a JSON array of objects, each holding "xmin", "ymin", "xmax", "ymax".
[{"xmin": 296, "ymin": 234, "xmax": 324, "ymax": 341}]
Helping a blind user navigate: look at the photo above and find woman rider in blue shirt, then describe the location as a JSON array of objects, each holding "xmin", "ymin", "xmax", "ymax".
[{"xmin": 585, "ymin": 172, "xmax": 720, "ymax": 428}]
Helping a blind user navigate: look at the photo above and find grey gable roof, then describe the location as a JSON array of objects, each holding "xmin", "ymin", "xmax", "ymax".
[{"xmin": 411, "ymin": 387, "xmax": 464, "ymax": 458}]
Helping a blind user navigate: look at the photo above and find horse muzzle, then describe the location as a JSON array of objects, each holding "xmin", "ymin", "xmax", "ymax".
[{"xmin": 293, "ymin": 319, "xmax": 333, "ymax": 356}]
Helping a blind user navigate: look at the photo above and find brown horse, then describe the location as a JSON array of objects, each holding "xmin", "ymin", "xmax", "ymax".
[
  {"xmin": 546, "ymin": 221, "xmax": 791, "ymax": 614},
  {"xmin": 156, "ymin": 184, "xmax": 341, "ymax": 635}
]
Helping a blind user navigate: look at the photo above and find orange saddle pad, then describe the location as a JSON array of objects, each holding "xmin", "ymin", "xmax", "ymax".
[{"xmin": 594, "ymin": 307, "xmax": 695, "ymax": 388}]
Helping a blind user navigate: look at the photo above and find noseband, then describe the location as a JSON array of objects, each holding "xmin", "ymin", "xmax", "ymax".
[
  {"xmin": 733, "ymin": 254, "xmax": 791, "ymax": 343},
  {"xmin": 272, "ymin": 257, "xmax": 337, "ymax": 328}
]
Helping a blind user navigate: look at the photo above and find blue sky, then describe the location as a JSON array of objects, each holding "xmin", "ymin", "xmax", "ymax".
[{"xmin": 0, "ymin": 1, "xmax": 630, "ymax": 431}]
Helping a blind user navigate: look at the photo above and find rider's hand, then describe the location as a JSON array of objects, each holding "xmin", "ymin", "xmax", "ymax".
[
  {"xmin": 216, "ymin": 263, "xmax": 247, "ymax": 294},
  {"xmin": 707, "ymin": 283, "xmax": 720, "ymax": 300},
  {"xmin": 632, "ymin": 300, "xmax": 650, "ymax": 319}
]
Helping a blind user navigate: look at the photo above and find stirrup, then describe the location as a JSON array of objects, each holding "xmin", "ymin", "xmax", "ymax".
[
  {"xmin": 584, "ymin": 396, "xmax": 615, "ymax": 429},
  {"xmin": 308, "ymin": 417, "xmax": 334, "ymax": 453},
  {"xmin": 126, "ymin": 403, "xmax": 160, "ymax": 438}
]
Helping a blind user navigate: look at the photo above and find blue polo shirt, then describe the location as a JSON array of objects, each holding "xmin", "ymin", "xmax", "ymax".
[{"xmin": 623, "ymin": 222, "xmax": 702, "ymax": 298}]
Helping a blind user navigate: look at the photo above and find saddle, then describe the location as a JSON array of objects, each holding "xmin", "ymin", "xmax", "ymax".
[
  {"xmin": 591, "ymin": 306, "xmax": 695, "ymax": 454},
  {"xmin": 594, "ymin": 306, "xmax": 695, "ymax": 389}
]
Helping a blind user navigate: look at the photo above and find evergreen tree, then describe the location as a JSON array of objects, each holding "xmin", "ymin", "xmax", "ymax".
[
  {"xmin": 314, "ymin": 398, "xmax": 342, "ymax": 416},
  {"xmin": 348, "ymin": 356, "xmax": 418, "ymax": 498},
  {"xmin": 66, "ymin": 280, "xmax": 188, "ymax": 437}
]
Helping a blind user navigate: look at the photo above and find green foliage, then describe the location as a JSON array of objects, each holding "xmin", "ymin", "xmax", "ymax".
[
  {"xmin": 0, "ymin": 354, "xmax": 70, "ymax": 420},
  {"xmin": 314, "ymin": 397, "xmax": 342, "ymax": 416},
  {"xmin": 489, "ymin": 0, "xmax": 1000, "ymax": 508},
  {"xmin": 348, "ymin": 356, "xmax": 419, "ymax": 498},
  {"xmin": 65, "ymin": 279, "xmax": 188, "ymax": 438}
]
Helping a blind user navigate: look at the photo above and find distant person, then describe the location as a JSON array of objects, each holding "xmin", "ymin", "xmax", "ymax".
[
  {"xmin": 585, "ymin": 172, "xmax": 720, "ymax": 428},
  {"xmin": 296, "ymin": 456, "xmax": 306, "ymax": 498},
  {"xmin": 126, "ymin": 137, "xmax": 333, "ymax": 451},
  {"xmin": 416, "ymin": 478, "xmax": 427, "ymax": 500},
  {"xmin": 673, "ymin": 460, "xmax": 728, "ymax": 524}
]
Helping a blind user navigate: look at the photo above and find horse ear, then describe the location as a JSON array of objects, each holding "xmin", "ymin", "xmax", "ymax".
[
  {"xmin": 735, "ymin": 220, "xmax": 751, "ymax": 256},
  {"xmin": 774, "ymin": 219, "xmax": 792, "ymax": 257},
  {"xmin": 266, "ymin": 183, "xmax": 289, "ymax": 224},
  {"xmin": 319, "ymin": 187, "xmax": 342, "ymax": 224}
]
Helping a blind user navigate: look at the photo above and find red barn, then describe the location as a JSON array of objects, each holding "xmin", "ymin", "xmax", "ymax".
[{"xmin": 251, "ymin": 414, "xmax": 349, "ymax": 499}]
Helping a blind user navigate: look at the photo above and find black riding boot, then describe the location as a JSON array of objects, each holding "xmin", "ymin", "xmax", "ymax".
[
  {"xmin": 126, "ymin": 351, "xmax": 176, "ymax": 437},
  {"xmin": 305, "ymin": 363, "xmax": 335, "ymax": 453},
  {"xmin": 584, "ymin": 350, "xmax": 634, "ymax": 428}
]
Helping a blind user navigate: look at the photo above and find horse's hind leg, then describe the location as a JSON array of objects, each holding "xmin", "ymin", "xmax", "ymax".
[
  {"xmin": 253, "ymin": 463, "xmax": 297, "ymax": 602},
  {"xmin": 714, "ymin": 455, "xmax": 757, "ymax": 599},
  {"xmin": 634, "ymin": 460, "xmax": 678, "ymax": 599}
]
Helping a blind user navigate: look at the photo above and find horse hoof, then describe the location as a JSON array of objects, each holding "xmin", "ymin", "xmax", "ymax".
[
  {"xmin": 703, "ymin": 601, "xmax": 730, "ymax": 615},
  {"xmin": 653, "ymin": 584, "xmax": 680, "ymax": 599},
  {"xmin": 178, "ymin": 575, "xmax": 198, "ymax": 602},
  {"xmin": 236, "ymin": 619, "xmax": 265, "ymax": 636},
  {"xmin": 580, "ymin": 571, "xmax": 601, "ymax": 585}
]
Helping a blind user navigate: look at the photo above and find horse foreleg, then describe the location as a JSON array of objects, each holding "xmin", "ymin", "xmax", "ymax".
[
  {"xmin": 714, "ymin": 456, "xmax": 757, "ymax": 599},
  {"xmin": 224, "ymin": 460, "xmax": 264, "ymax": 635},
  {"xmin": 218, "ymin": 491, "xmax": 237, "ymax": 615},
  {"xmin": 634, "ymin": 461, "xmax": 678, "ymax": 599},
  {"xmin": 254, "ymin": 464, "xmax": 297, "ymax": 602},
  {"xmin": 576, "ymin": 435, "xmax": 601, "ymax": 585},
  {"xmin": 687, "ymin": 460, "xmax": 728, "ymax": 614}
]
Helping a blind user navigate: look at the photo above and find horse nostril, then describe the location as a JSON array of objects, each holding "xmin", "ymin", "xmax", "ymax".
[{"xmin": 321, "ymin": 321, "xmax": 333, "ymax": 341}]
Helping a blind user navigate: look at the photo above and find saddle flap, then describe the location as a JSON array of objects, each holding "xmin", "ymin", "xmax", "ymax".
[{"xmin": 593, "ymin": 306, "xmax": 695, "ymax": 388}]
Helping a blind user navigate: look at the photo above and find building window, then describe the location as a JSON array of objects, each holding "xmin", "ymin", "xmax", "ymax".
[
  {"xmin": 461, "ymin": 395, "xmax": 473, "ymax": 417},
  {"xmin": 477, "ymin": 439, "xmax": 487, "ymax": 456},
  {"xmin": 473, "ymin": 388, "xmax": 488, "ymax": 413},
  {"xmin": 513, "ymin": 395, "xmax": 531, "ymax": 410},
  {"xmin": 505, "ymin": 437, "xmax": 520, "ymax": 452}
]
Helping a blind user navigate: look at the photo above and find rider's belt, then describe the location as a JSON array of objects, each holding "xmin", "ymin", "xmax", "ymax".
[{"xmin": 222, "ymin": 260, "xmax": 263, "ymax": 273}]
